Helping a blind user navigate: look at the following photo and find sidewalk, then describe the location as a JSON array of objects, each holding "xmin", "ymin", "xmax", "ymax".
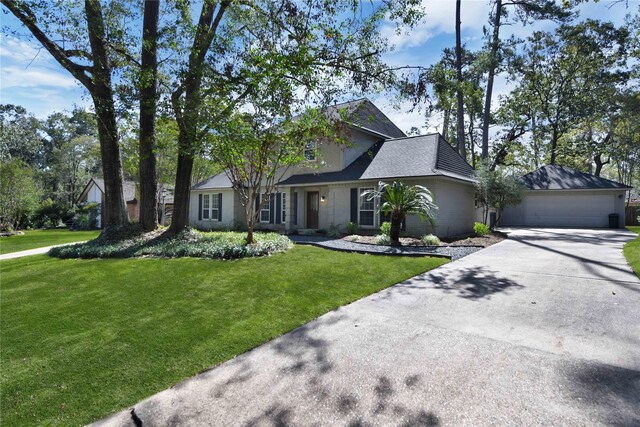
[{"xmin": 0, "ymin": 242, "xmax": 87, "ymax": 261}]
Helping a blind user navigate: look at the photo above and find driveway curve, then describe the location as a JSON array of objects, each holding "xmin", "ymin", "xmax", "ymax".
[{"xmin": 94, "ymin": 228, "xmax": 640, "ymax": 427}]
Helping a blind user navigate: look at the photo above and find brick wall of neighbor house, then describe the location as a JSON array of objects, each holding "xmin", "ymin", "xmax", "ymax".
[
  {"xmin": 189, "ymin": 189, "xmax": 236, "ymax": 230},
  {"xmin": 126, "ymin": 201, "xmax": 140, "ymax": 223}
]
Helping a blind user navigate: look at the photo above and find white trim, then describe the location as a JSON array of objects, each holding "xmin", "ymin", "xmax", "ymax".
[
  {"xmin": 304, "ymin": 140, "xmax": 318, "ymax": 162},
  {"xmin": 260, "ymin": 194, "xmax": 271, "ymax": 223},
  {"xmin": 358, "ymin": 187, "xmax": 376, "ymax": 228},
  {"xmin": 201, "ymin": 193, "xmax": 220, "ymax": 221}
]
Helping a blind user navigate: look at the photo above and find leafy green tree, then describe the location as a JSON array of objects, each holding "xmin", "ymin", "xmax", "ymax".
[
  {"xmin": 474, "ymin": 161, "xmax": 524, "ymax": 225},
  {"xmin": 507, "ymin": 20, "xmax": 630, "ymax": 165},
  {"xmin": 0, "ymin": 104, "xmax": 42, "ymax": 166},
  {"xmin": 363, "ymin": 181, "xmax": 438, "ymax": 246},
  {"xmin": 2, "ymin": 0, "xmax": 132, "ymax": 227},
  {"xmin": 0, "ymin": 159, "xmax": 41, "ymax": 230},
  {"xmin": 164, "ymin": 0, "xmax": 423, "ymax": 233},
  {"xmin": 481, "ymin": 0, "xmax": 573, "ymax": 159},
  {"xmin": 209, "ymin": 107, "xmax": 345, "ymax": 243}
]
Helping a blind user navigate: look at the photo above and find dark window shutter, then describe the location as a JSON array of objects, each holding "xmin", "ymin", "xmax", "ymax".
[
  {"xmin": 275, "ymin": 193, "xmax": 282, "ymax": 224},
  {"xmin": 293, "ymin": 192, "xmax": 298, "ymax": 225},
  {"xmin": 255, "ymin": 194, "xmax": 260, "ymax": 216},
  {"xmin": 198, "ymin": 194, "xmax": 202, "ymax": 220},
  {"xmin": 350, "ymin": 188, "xmax": 358, "ymax": 223},
  {"xmin": 269, "ymin": 193, "xmax": 275, "ymax": 224},
  {"xmin": 218, "ymin": 193, "xmax": 223, "ymax": 221},
  {"xmin": 401, "ymin": 218, "xmax": 406, "ymax": 231}
]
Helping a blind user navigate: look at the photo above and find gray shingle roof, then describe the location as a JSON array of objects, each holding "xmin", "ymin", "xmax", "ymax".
[
  {"xmin": 191, "ymin": 173, "xmax": 233, "ymax": 190},
  {"xmin": 521, "ymin": 165, "xmax": 631, "ymax": 190},
  {"xmin": 91, "ymin": 177, "xmax": 137, "ymax": 201},
  {"xmin": 279, "ymin": 133, "xmax": 475, "ymax": 186},
  {"xmin": 361, "ymin": 133, "xmax": 474, "ymax": 181},
  {"xmin": 332, "ymin": 98, "xmax": 406, "ymax": 138}
]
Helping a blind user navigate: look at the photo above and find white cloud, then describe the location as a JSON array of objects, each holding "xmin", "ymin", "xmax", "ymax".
[
  {"xmin": 1, "ymin": 66, "xmax": 78, "ymax": 89},
  {"xmin": 0, "ymin": 35, "xmax": 51, "ymax": 65}
]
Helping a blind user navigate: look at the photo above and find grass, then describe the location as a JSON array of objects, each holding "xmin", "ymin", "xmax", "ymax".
[
  {"xmin": 0, "ymin": 229, "xmax": 100, "ymax": 255},
  {"xmin": 0, "ymin": 246, "xmax": 447, "ymax": 426},
  {"xmin": 624, "ymin": 226, "xmax": 640, "ymax": 278}
]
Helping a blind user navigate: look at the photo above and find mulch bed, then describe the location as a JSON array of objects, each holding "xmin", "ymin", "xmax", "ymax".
[{"xmin": 342, "ymin": 231, "xmax": 506, "ymax": 248}]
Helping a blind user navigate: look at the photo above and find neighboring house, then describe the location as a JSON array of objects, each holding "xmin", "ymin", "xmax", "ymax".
[
  {"xmin": 190, "ymin": 99, "xmax": 477, "ymax": 238},
  {"xmin": 77, "ymin": 177, "xmax": 138, "ymax": 228},
  {"xmin": 78, "ymin": 178, "xmax": 176, "ymax": 227},
  {"xmin": 501, "ymin": 165, "xmax": 630, "ymax": 228}
]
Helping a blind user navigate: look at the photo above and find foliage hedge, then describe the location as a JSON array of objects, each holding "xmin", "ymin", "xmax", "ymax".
[{"xmin": 49, "ymin": 229, "xmax": 291, "ymax": 259}]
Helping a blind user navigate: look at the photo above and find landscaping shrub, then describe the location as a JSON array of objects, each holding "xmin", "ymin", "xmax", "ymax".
[
  {"xmin": 49, "ymin": 229, "xmax": 291, "ymax": 260},
  {"xmin": 328, "ymin": 223, "xmax": 341, "ymax": 238},
  {"xmin": 380, "ymin": 221, "xmax": 391, "ymax": 236},
  {"xmin": 72, "ymin": 202, "xmax": 99, "ymax": 230},
  {"xmin": 32, "ymin": 199, "xmax": 74, "ymax": 228},
  {"xmin": 421, "ymin": 234, "xmax": 441, "ymax": 246},
  {"xmin": 346, "ymin": 221, "xmax": 358, "ymax": 234},
  {"xmin": 474, "ymin": 222, "xmax": 490, "ymax": 236},
  {"xmin": 375, "ymin": 234, "xmax": 391, "ymax": 245}
]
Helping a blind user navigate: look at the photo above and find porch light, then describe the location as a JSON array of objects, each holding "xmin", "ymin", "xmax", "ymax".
[{"xmin": 321, "ymin": 195, "xmax": 326, "ymax": 203}]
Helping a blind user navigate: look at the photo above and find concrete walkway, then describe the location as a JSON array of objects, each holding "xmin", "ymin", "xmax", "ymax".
[
  {"xmin": 0, "ymin": 242, "xmax": 87, "ymax": 260},
  {"xmin": 94, "ymin": 228, "xmax": 640, "ymax": 427}
]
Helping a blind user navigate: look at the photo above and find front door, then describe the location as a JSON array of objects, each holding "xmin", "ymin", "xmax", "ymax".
[{"xmin": 306, "ymin": 191, "xmax": 319, "ymax": 229}]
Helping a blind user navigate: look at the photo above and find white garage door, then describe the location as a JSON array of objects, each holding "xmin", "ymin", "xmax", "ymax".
[{"xmin": 520, "ymin": 192, "xmax": 617, "ymax": 227}]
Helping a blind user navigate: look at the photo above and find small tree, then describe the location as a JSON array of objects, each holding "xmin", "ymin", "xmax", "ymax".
[
  {"xmin": 209, "ymin": 107, "xmax": 345, "ymax": 244},
  {"xmin": 474, "ymin": 162, "xmax": 524, "ymax": 226},
  {"xmin": 0, "ymin": 159, "xmax": 41, "ymax": 231},
  {"xmin": 363, "ymin": 181, "xmax": 438, "ymax": 246}
]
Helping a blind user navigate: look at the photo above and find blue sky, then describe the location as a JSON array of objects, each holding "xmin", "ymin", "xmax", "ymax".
[{"xmin": 0, "ymin": 0, "xmax": 636, "ymax": 133}]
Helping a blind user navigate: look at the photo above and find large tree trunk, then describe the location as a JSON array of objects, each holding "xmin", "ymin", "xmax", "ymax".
[
  {"xmin": 86, "ymin": 0, "xmax": 127, "ymax": 227},
  {"xmin": 593, "ymin": 152, "xmax": 610, "ymax": 177},
  {"xmin": 481, "ymin": 0, "xmax": 502, "ymax": 160},
  {"xmin": 442, "ymin": 109, "xmax": 450, "ymax": 142},
  {"xmin": 550, "ymin": 127, "xmax": 559, "ymax": 165},
  {"xmin": 169, "ymin": 144, "xmax": 194, "ymax": 233},
  {"xmin": 139, "ymin": 0, "xmax": 160, "ymax": 231},
  {"xmin": 455, "ymin": 0, "xmax": 466, "ymax": 159},
  {"xmin": 167, "ymin": 1, "xmax": 230, "ymax": 234}
]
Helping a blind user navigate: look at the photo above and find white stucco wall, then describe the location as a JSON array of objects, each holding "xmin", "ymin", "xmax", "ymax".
[
  {"xmin": 286, "ymin": 177, "xmax": 475, "ymax": 237},
  {"xmin": 189, "ymin": 189, "xmax": 236, "ymax": 230}
]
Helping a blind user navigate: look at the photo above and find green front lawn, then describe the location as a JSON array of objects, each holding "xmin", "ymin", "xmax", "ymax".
[
  {"xmin": 0, "ymin": 246, "xmax": 447, "ymax": 426},
  {"xmin": 0, "ymin": 229, "xmax": 100, "ymax": 255},
  {"xmin": 625, "ymin": 226, "xmax": 640, "ymax": 278}
]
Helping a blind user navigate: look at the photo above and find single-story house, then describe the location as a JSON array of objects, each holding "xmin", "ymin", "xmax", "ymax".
[
  {"xmin": 78, "ymin": 177, "xmax": 138, "ymax": 228},
  {"xmin": 78, "ymin": 178, "xmax": 175, "ymax": 227},
  {"xmin": 190, "ymin": 99, "xmax": 477, "ymax": 238},
  {"xmin": 500, "ymin": 165, "xmax": 630, "ymax": 228}
]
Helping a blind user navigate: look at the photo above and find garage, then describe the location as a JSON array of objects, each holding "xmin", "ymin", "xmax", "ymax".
[{"xmin": 501, "ymin": 165, "xmax": 630, "ymax": 228}]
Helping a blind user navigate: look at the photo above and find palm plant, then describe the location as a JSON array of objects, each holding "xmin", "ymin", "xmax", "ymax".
[{"xmin": 363, "ymin": 181, "xmax": 438, "ymax": 246}]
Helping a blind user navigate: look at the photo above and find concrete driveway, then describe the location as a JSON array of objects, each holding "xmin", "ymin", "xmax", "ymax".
[{"xmin": 94, "ymin": 228, "xmax": 640, "ymax": 427}]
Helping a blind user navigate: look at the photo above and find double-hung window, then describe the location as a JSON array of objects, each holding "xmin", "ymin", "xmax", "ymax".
[
  {"xmin": 201, "ymin": 193, "xmax": 220, "ymax": 221},
  {"xmin": 202, "ymin": 194, "xmax": 210, "ymax": 219},
  {"xmin": 211, "ymin": 193, "xmax": 220, "ymax": 220},
  {"xmin": 359, "ymin": 187, "xmax": 375, "ymax": 227},
  {"xmin": 304, "ymin": 140, "xmax": 317, "ymax": 161},
  {"xmin": 260, "ymin": 195, "xmax": 271, "ymax": 223}
]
